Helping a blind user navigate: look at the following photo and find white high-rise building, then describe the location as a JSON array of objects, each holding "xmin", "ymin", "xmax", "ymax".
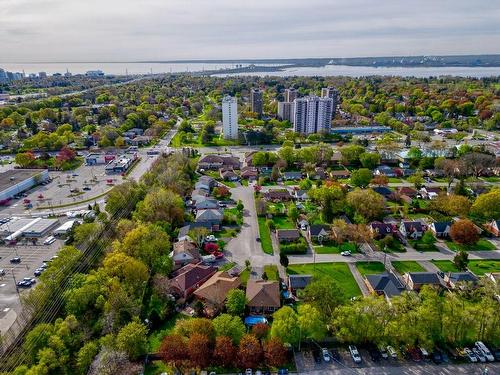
[
  {"xmin": 293, "ymin": 96, "xmax": 334, "ymax": 135},
  {"xmin": 277, "ymin": 102, "xmax": 295, "ymax": 123},
  {"xmin": 222, "ymin": 95, "xmax": 238, "ymax": 140}
]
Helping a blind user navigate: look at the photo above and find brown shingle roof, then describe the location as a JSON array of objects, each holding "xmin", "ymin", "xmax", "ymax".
[
  {"xmin": 170, "ymin": 263, "xmax": 217, "ymax": 292},
  {"xmin": 246, "ymin": 279, "xmax": 281, "ymax": 308},
  {"xmin": 193, "ymin": 271, "xmax": 241, "ymax": 306}
]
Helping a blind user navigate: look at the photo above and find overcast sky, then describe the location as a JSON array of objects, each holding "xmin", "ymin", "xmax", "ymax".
[{"xmin": 1, "ymin": 0, "xmax": 499, "ymax": 62}]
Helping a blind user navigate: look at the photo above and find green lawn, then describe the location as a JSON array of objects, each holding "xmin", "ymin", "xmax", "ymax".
[
  {"xmin": 355, "ymin": 261, "xmax": 386, "ymax": 276},
  {"xmin": 240, "ymin": 268, "xmax": 251, "ymax": 286},
  {"xmin": 392, "ymin": 261, "xmax": 426, "ymax": 274},
  {"xmin": 264, "ymin": 265, "xmax": 279, "ymax": 280},
  {"xmin": 467, "ymin": 260, "xmax": 500, "ymax": 276},
  {"xmin": 314, "ymin": 242, "xmax": 357, "ymax": 254},
  {"xmin": 219, "ymin": 262, "xmax": 236, "ymax": 271},
  {"xmin": 431, "ymin": 260, "xmax": 460, "ymax": 273},
  {"xmin": 257, "ymin": 216, "xmax": 274, "ymax": 255},
  {"xmin": 445, "ymin": 239, "xmax": 496, "ymax": 252},
  {"xmin": 287, "ymin": 263, "xmax": 361, "ymax": 298},
  {"xmin": 273, "ymin": 216, "xmax": 296, "ymax": 229},
  {"xmin": 374, "ymin": 239, "xmax": 406, "ymax": 253},
  {"xmin": 409, "ymin": 238, "xmax": 438, "ymax": 252},
  {"xmin": 388, "ymin": 177, "xmax": 402, "ymax": 183}
]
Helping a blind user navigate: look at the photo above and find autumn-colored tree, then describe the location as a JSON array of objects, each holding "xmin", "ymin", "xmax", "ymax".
[
  {"xmin": 252, "ymin": 323, "xmax": 270, "ymax": 340},
  {"xmin": 159, "ymin": 334, "xmax": 188, "ymax": 368},
  {"xmin": 175, "ymin": 318, "xmax": 216, "ymax": 342},
  {"xmin": 188, "ymin": 333, "xmax": 212, "ymax": 368},
  {"xmin": 214, "ymin": 336, "xmax": 236, "ymax": 368},
  {"xmin": 430, "ymin": 194, "xmax": 471, "ymax": 217},
  {"xmin": 371, "ymin": 175, "xmax": 389, "ymax": 186},
  {"xmin": 264, "ymin": 337, "xmax": 288, "ymax": 368},
  {"xmin": 214, "ymin": 186, "xmax": 231, "ymax": 199},
  {"xmin": 450, "ymin": 219, "xmax": 479, "ymax": 245},
  {"xmin": 238, "ymin": 334, "xmax": 263, "ymax": 369}
]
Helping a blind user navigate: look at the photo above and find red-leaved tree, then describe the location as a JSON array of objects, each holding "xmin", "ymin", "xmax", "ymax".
[
  {"xmin": 159, "ymin": 334, "xmax": 188, "ymax": 369},
  {"xmin": 238, "ymin": 334, "xmax": 262, "ymax": 369},
  {"xmin": 450, "ymin": 219, "xmax": 479, "ymax": 245},
  {"xmin": 214, "ymin": 336, "xmax": 236, "ymax": 368},
  {"xmin": 188, "ymin": 333, "xmax": 212, "ymax": 368},
  {"xmin": 251, "ymin": 323, "xmax": 270, "ymax": 341},
  {"xmin": 264, "ymin": 337, "xmax": 288, "ymax": 367}
]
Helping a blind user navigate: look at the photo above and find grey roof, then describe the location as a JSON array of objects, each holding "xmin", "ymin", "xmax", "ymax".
[
  {"xmin": 309, "ymin": 224, "xmax": 331, "ymax": 237},
  {"xmin": 448, "ymin": 272, "xmax": 478, "ymax": 284},
  {"xmin": 366, "ymin": 272, "xmax": 405, "ymax": 298},
  {"xmin": 432, "ymin": 221, "xmax": 451, "ymax": 233},
  {"xmin": 408, "ymin": 272, "xmax": 441, "ymax": 284},
  {"xmin": 196, "ymin": 209, "xmax": 223, "ymax": 222},
  {"xmin": 276, "ymin": 229, "xmax": 300, "ymax": 240},
  {"xmin": 372, "ymin": 186, "xmax": 392, "ymax": 197},
  {"xmin": 289, "ymin": 275, "xmax": 313, "ymax": 289}
]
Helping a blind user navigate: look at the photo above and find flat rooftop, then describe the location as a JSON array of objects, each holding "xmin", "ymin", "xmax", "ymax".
[{"xmin": 0, "ymin": 169, "xmax": 45, "ymax": 192}]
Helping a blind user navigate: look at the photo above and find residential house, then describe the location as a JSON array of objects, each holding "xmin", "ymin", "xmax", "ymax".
[
  {"xmin": 244, "ymin": 151, "xmax": 258, "ymax": 166},
  {"xmin": 288, "ymin": 275, "xmax": 313, "ymax": 293},
  {"xmin": 397, "ymin": 187, "xmax": 418, "ymax": 199},
  {"xmin": 420, "ymin": 187, "xmax": 443, "ymax": 200},
  {"xmin": 309, "ymin": 167, "xmax": 328, "ymax": 180},
  {"xmin": 364, "ymin": 271, "xmax": 406, "ymax": 300},
  {"xmin": 241, "ymin": 166, "xmax": 258, "ymax": 181},
  {"xmin": 168, "ymin": 263, "xmax": 217, "ymax": 300},
  {"xmin": 172, "ymin": 239, "xmax": 201, "ymax": 269},
  {"xmin": 399, "ymin": 221, "xmax": 425, "ymax": 239},
  {"xmin": 308, "ymin": 224, "xmax": 331, "ymax": 243},
  {"xmin": 403, "ymin": 272, "xmax": 443, "ymax": 291},
  {"xmin": 246, "ymin": 279, "xmax": 281, "ymax": 315},
  {"xmin": 485, "ymin": 272, "xmax": 500, "ymax": 285},
  {"xmin": 220, "ymin": 169, "xmax": 239, "ymax": 181},
  {"xmin": 259, "ymin": 166, "xmax": 273, "ymax": 176},
  {"xmin": 331, "ymin": 151, "xmax": 343, "ymax": 165},
  {"xmin": 294, "ymin": 190, "xmax": 308, "ymax": 201},
  {"xmin": 130, "ymin": 135, "xmax": 152, "ymax": 146},
  {"xmin": 195, "ymin": 197, "xmax": 219, "ymax": 210},
  {"xmin": 195, "ymin": 209, "xmax": 223, "ymax": 231},
  {"xmin": 282, "ymin": 171, "xmax": 303, "ymax": 181},
  {"xmin": 429, "ymin": 221, "xmax": 452, "ymax": 238},
  {"xmin": 370, "ymin": 222, "xmax": 397, "ymax": 239},
  {"xmin": 198, "ymin": 155, "xmax": 240, "ymax": 170},
  {"xmin": 374, "ymin": 165, "xmax": 396, "ymax": 178},
  {"xmin": 330, "ymin": 169, "xmax": 351, "ymax": 179},
  {"xmin": 191, "ymin": 188, "xmax": 209, "ymax": 205},
  {"xmin": 484, "ymin": 220, "xmax": 500, "ymax": 237},
  {"xmin": 372, "ymin": 186, "xmax": 393, "ymax": 199},
  {"xmin": 263, "ymin": 189, "xmax": 292, "ymax": 202},
  {"xmin": 276, "ymin": 229, "xmax": 301, "ymax": 243},
  {"xmin": 443, "ymin": 272, "xmax": 478, "ymax": 289},
  {"xmin": 195, "ymin": 176, "xmax": 216, "ymax": 192},
  {"xmin": 194, "ymin": 271, "xmax": 241, "ymax": 311}
]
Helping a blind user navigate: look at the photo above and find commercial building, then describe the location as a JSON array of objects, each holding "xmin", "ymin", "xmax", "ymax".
[
  {"xmin": 85, "ymin": 153, "xmax": 116, "ymax": 165},
  {"xmin": 53, "ymin": 220, "xmax": 79, "ymax": 236},
  {"xmin": 330, "ymin": 126, "xmax": 391, "ymax": 135},
  {"xmin": 222, "ymin": 95, "xmax": 238, "ymax": 140},
  {"xmin": 105, "ymin": 156, "xmax": 133, "ymax": 174},
  {"xmin": 0, "ymin": 169, "xmax": 49, "ymax": 204},
  {"xmin": 293, "ymin": 96, "xmax": 334, "ymax": 135},
  {"xmin": 277, "ymin": 101, "xmax": 295, "ymax": 123},
  {"xmin": 0, "ymin": 217, "xmax": 59, "ymax": 241},
  {"xmin": 250, "ymin": 88, "xmax": 263, "ymax": 115}
]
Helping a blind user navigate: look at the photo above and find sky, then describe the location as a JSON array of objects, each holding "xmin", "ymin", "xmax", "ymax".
[{"xmin": 1, "ymin": 0, "xmax": 499, "ymax": 62}]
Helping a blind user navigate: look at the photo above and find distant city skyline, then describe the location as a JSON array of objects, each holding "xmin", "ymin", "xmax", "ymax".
[{"xmin": 1, "ymin": 0, "xmax": 499, "ymax": 62}]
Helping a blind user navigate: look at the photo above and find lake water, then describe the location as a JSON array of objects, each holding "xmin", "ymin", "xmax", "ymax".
[{"xmin": 1, "ymin": 62, "xmax": 499, "ymax": 78}]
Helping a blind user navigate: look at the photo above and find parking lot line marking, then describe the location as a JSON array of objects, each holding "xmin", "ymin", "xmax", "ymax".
[{"xmin": 0, "ymin": 284, "xmax": 6, "ymax": 287}]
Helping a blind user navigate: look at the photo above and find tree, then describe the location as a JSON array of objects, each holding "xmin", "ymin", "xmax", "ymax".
[
  {"xmin": 115, "ymin": 321, "xmax": 148, "ymax": 360},
  {"xmin": 134, "ymin": 187, "xmax": 184, "ymax": 226},
  {"xmin": 270, "ymin": 306, "xmax": 300, "ymax": 345},
  {"xmin": 279, "ymin": 253, "xmax": 289, "ymax": 267},
  {"xmin": 350, "ymin": 168, "xmax": 373, "ymax": 188},
  {"xmin": 461, "ymin": 152, "xmax": 496, "ymax": 178},
  {"xmin": 430, "ymin": 194, "xmax": 471, "ymax": 217},
  {"xmin": 188, "ymin": 333, "xmax": 212, "ymax": 368},
  {"xmin": 471, "ymin": 189, "xmax": 500, "ymax": 219},
  {"xmin": 340, "ymin": 145, "xmax": 365, "ymax": 164},
  {"xmin": 238, "ymin": 334, "xmax": 263, "ymax": 369},
  {"xmin": 175, "ymin": 318, "xmax": 215, "ymax": 341},
  {"xmin": 347, "ymin": 189, "xmax": 385, "ymax": 222},
  {"xmin": 278, "ymin": 146, "xmax": 296, "ymax": 165},
  {"xmin": 106, "ymin": 181, "xmax": 144, "ymax": 216},
  {"xmin": 159, "ymin": 334, "xmax": 188, "ymax": 368},
  {"xmin": 450, "ymin": 219, "xmax": 479, "ymax": 245},
  {"xmin": 302, "ymin": 278, "xmax": 345, "ymax": 319},
  {"xmin": 251, "ymin": 323, "xmax": 270, "ymax": 340},
  {"xmin": 453, "ymin": 251, "xmax": 469, "ymax": 271},
  {"xmin": 287, "ymin": 203, "xmax": 299, "ymax": 223},
  {"xmin": 297, "ymin": 304, "xmax": 326, "ymax": 341},
  {"xmin": 359, "ymin": 152, "xmax": 380, "ymax": 169},
  {"xmin": 371, "ymin": 175, "xmax": 388, "ymax": 186},
  {"xmin": 225, "ymin": 289, "xmax": 246, "ymax": 316},
  {"xmin": 255, "ymin": 197, "xmax": 267, "ymax": 216},
  {"xmin": 76, "ymin": 341, "xmax": 99, "ymax": 375},
  {"xmin": 264, "ymin": 338, "xmax": 287, "ymax": 368},
  {"xmin": 214, "ymin": 336, "xmax": 236, "ymax": 368},
  {"xmin": 189, "ymin": 227, "xmax": 209, "ymax": 248},
  {"xmin": 15, "ymin": 151, "xmax": 36, "ymax": 168},
  {"xmin": 213, "ymin": 314, "xmax": 246, "ymax": 344},
  {"xmin": 408, "ymin": 172, "xmax": 425, "ymax": 189}
]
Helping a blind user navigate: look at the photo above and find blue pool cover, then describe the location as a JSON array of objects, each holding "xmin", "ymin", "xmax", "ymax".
[{"xmin": 244, "ymin": 316, "xmax": 268, "ymax": 326}]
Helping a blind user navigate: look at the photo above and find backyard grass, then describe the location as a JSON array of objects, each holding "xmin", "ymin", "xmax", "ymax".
[
  {"xmin": 257, "ymin": 217, "xmax": 274, "ymax": 255},
  {"xmin": 445, "ymin": 239, "xmax": 496, "ymax": 252},
  {"xmin": 219, "ymin": 261, "xmax": 236, "ymax": 271},
  {"xmin": 355, "ymin": 261, "xmax": 386, "ymax": 276},
  {"xmin": 287, "ymin": 263, "xmax": 361, "ymax": 298},
  {"xmin": 388, "ymin": 177, "xmax": 402, "ymax": 183},
  {"xmin": 467, "ymin": 260, "xmax": 500, "ymax": 276},
  {"xmin": 374, "ymin": 239, "xmax": 405, "ymax": 253},
  {"xmin": 409, "ymin": 238, "xmax": 439, "ymax": 252},
  {"xmin": 392, "ymin": 261, "xmax": 426, "ymax": 274},
  {"xmin": 264, "ymin": 265, "xmax": 279, "ymax": 280},
  {"xmin": 431, "ymin": 260, "xmax": 460, "ymax": 273},
  {"xmin": 273, "ymin": 216, "xmax": 296, "ymax": 229},
  {"xmin": 240, "ymin": 268, "xmax": 251, "ymax": 285},
  {"xmin": 314, "ymin": 242, "xmax": 357, "ymax": 254}
]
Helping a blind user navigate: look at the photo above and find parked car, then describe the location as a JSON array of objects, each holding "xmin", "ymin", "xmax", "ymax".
[
  {"xmin": 10, "ymin": 257, "xmax": 21, "ymax": 264},
  {"xmin": 43, "ymin": 236, "xmax": 56, "ymax": 245},
  {"xmin": 205, "ymin": 235, "xmax": 217, "ymax": 242},
  {"xmin": 431, "ymin": 350, "xmax": 443, "ymax": 364},
  {"xmin": 245, "ymin": 369, "xmax": 252, "ymax": 375},
  {"xmin": 419, "ymin": 347, "xmax": 430, "ymax": 360},
  {"xmin": 340, "ymin": 251, "xmax": 351, "ymax": 256},
  {"xmin": 0, "ymin": 269, "xmax": 5, "ymax": 277},
  {"xmin": 386, "ymin": 346, "xmax": 397, "ymax": 359},
  {"xmin": 34, "ymin": 269, "xmax": 43, "ymax": 277},
  {"xmin": 408, "ymin": 348, "xmax": 422, "ymax": 362},
  {"xmin": 349, "ymin": 345, "xmax": 362, "ymax": 364},
  {"xmin": 17, "ymin": 280, "xmax": 32, "ymax": 288},
  {"xmin": 322, "ymin": 348, "xmax": 330, "ymax": 362},
  {"xmin": 472, "ymin": 347, "xmax": 486, "ymax": 363},
  {"xmin": 23, "ymin": 277, "xmax": 36, "ymax": 285},
  {"xmin": 463, "ymin": 347, "xmax": 478, "ymax": 363},
  {"xmin": 475, "ymin": 341, "xmax": 495, "ymax": 362},
  {"xmin": 83, "ymin": 186, "xmax": 91, "ymax": 191},
  {"xmin": 379, "ymin": 346, "xmax": 389, "ymax": 360}
]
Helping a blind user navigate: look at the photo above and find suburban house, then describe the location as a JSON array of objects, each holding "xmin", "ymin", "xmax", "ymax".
[
  {"xmin": 399, "ymin": 221, "xmax": 425, "ymax": 239},
  {"xmin": 364, "ymin": 271, "xmax": 406, "ymax": 300},
  {"xmin": 129, "ymin": 135, "xmax": 152, "ymax": 146},
  {"xmin": 420, "ymin": 187, "xmax": 442, "ymax": 200},
  {"xmin": 241, "ymin": 166, "xmax": 258, "ymax": 180},
  {"xmin": 244, "ymin": 151, "xmax": 258, "ymax": 166},
  {"xmin": 429, "ymin": 221, "xmax": 452, "ymax": 238},
  {"xmin": 195, "ymin": 197, "xmax": 219, "ymax": 210},
  {"xmin": 276, "ymin": 229, "xmax": 301, "ymax": 243},
  {"xmin": 370, "ymin": 222, "xmax": 398, "ymax": 239},
  {"xmin": 195, "ymin": 176, "xmax": 216, "ymax": 192},
  {"xmin": 484, "ymin": 220, "xmax": 500, "ymax": 237},
  {"xmin": 288, "ymin": 275, "xmax": 313, "ymax": 294},
  {"xmin": 372, "ymin": 186, "xmax": 393, "ymax": 199},
  {"xmin": 263, "ymin": 189, "xmax": 292, "ymax": 202},
  {"xmin": 193, "ymin": 271, "xmax": 241, "ymax": 312},
  {"xmin": 168, "ymin": 263, "xmax": 217, "ymax": 300},
  {"xmin": 397, "ymin": 187, "xmax": 418, "ymax": 198},
  {"xmin": 246, "ymin": 279, "xmax": 281, "ymax": 315},
  {"xmin": 331, "ymin": 151, "xmax": 343, "ymax": 165},
  {"xmin": 282, "ymin": 171, "xmax": 303, "ymax": 181},
  {"xmin": 403, "ymin": 272, "xmax": 443, "ymax": 291},
  {"xmin": 198, "ymin": 154, "xmax": 240, "ymax": 170},
  {"xmin": 330, "ymin": 169, "xmax": 351, "ymax": 179},
  {"xmin": 443, "ymin": 272, "xmax": 478, "ymax": 289},
  {"xmin": 308, "ymin": 224, "xmax": 331, "ymax": 242},
  {"xmin": 374, "ymin": 165, "xmax": 396, "ymax": 177},
  {"xmin": 309, "ymin": 167, "xmax": 328, "ymax": 180},
  {"xmin": 220, "ymin": 169, "xmax": 239, "ymax": 181},
  {"xmin": 294, "ymin": 190, "xmax": 308, "ymax": 201},
  {"xmin": 172, "ymin": 239, "xmax": 201, "ymax": 269},
  {"xmin": 195, "ymin": 209, "xmax": 223, "ymax": 231}
]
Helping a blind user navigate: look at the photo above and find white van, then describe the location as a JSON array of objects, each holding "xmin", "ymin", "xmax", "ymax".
[{"xmin": 43, "ymin": 236, "xmax": 56, "ymax": 245}]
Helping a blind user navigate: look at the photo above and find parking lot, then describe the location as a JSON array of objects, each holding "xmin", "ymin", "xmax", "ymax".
[{"xmin": 0, "ymin": 238, "xmax": 63, "ymax": 333}]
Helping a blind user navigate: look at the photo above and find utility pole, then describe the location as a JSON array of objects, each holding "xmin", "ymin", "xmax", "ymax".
[{"xmin": 12, "ymin": 270, "xmax": 20, "ymax": 299}]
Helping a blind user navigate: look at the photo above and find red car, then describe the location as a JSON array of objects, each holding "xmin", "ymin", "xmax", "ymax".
[
  {"xmin": 213, "ymin": 252, "xmax": 224, "ymax": 259},
  {"xmin": 408, "ymin": 348, "xmax": 422, "ymax": 362}
]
